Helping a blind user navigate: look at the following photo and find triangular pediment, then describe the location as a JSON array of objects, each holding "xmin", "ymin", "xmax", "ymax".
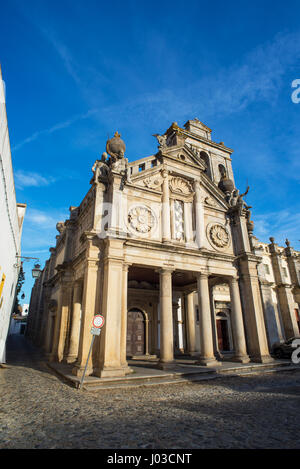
[
  {"xmin": 160, "ymin": 143, "xmax": 207, "ymax": 170},
  {"xmin": 130, "ymin": 166, "xmax": 164, "ymax": 191},
  {"xmin": 200, "ymin": 175, "xmax": 229, "ymax": 211}
]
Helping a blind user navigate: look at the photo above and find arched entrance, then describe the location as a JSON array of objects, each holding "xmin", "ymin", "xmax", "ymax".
[
  {"xmin": 127, "ymin": 308, "xmax": 145, "ymax": 357},
  {"xmin": 216, "ymin": 312, "xmax": 231, "ymax": 352}
]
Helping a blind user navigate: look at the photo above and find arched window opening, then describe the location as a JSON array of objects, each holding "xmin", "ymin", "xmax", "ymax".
[
  {"xmin": 218, "ymin": 164, "xmax": 227, "ymax": 178},
  {"xmin": 200, "ymin": 151, "xmax": 211, "ymax": 179}
]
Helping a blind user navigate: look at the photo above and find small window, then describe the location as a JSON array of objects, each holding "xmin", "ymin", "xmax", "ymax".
[
  {"xmin": 218, "ymin": 164, "xmax": 226, "ymax": 177},
  {"xmin": 139, "ymin": 164, "xmax": 145, "ymax": 172},
  {"xmin": 282, "ymin": 267, "xmax": 288, "ymax": 278},
  {"xmin": 264, "ymin": 264, "xmax": 270, "ymax": 275},
  {"xmin": 151, "ymin": 159, "xmax": 157, "ymax": 167},
  {"xmin": 195, "ymin": 306, "xmax": 199, "ymax": 322}
]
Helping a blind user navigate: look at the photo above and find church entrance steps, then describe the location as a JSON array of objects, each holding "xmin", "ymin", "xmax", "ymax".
[{"xmin": 47, "ymin": 359, "xmax": 297, "ymax": 391}]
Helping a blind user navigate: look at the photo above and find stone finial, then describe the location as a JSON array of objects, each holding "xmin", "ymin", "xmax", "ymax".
[
  {"xmin": 285, "ymin": 238, "xmax": 290, "ymax": 247},
  {"xmin": 106, "ymin": 131, "xmax": 126, "ymax": 160},
  {"xmin": 56, "ymin": 222, "xmax": 65, "ymax": 234}
]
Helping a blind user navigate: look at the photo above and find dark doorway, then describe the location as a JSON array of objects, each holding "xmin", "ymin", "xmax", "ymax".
[
  {"xmin": 127, "ymin": 309, "xmax": 145, "ymax": 356},
  {"xmin": 216, "ymin": 318, "xmax": 230, "ymax": 351}
]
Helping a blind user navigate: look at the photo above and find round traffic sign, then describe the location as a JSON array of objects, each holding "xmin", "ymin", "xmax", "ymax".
[{"xmin": 92, "ymin": 314, "xmax": 105, "ymax": 329}]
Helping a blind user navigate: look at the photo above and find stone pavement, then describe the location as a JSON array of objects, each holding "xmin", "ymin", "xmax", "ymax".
[{"xmin": 1, "ymin": 334, "xmax": 300, "ymax": 449}]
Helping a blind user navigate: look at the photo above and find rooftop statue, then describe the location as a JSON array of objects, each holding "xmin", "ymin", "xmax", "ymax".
[
  {"xmin": 90, "ymin": 152, "xmax": 109, "ymax": 184},
  {"xmin": 153, "ymin": 133, "xmax": 168, "ymax": 149}
]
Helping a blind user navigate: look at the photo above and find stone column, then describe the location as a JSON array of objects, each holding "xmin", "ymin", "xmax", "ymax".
[
  {"xmin": 66, "ymin": 281, "xmax": 82, "ymax": 363},
  {"xmin": 229, "ymin": 277, "xmax": 250, "ymax": 363},
  {"xmin": 276, "ymin": 285, "xmax": 299, "ymax": 339},
  {"xmin": 49, "ymin": 283, "xmax": 72, "ymax": 362},
  {"xmin": 193, "ymin": 181, "xmax": 203, "ymax": 248},
  {"xmin": 269, "ymin": 238, "xmax": 299, "ymax": 338},
  {"xmin": 94, "ymin": 240, "xmax": 126, "ymax": 378},
  {"xmin": 186, "ymin": 291, "xmax": 197, "ymax": 355},
  {"xmin": 158, "ymin": 268, "xmax": 175, "ymax": 369},
  {"xmin": 162, "ymin": 170, "xmax": 171, "ymax": 242},
  {"xmin": 72, "ymin": 261, "xmax": 99, "ymax": 377},
  {"xmin": 120, "ymin": 263, "xmax": 131, "ymax": 372},
  {"xmin": 173, "ymin": 301, "xmax": 180, "ymax": 353},
  {"xmin": 239, "ymin": 255, "xmax": 273, "ymax": 363},
  {"xmin": 145, "ymin": 318, "xmax": 150, "ymax": 355},
  {"xmin": 44, "ymin": 312, "xmax": 54, "ymax": 356},
  {"xmin": 197, "ymin": 272, "xmax": 220, "ymax": 366}
]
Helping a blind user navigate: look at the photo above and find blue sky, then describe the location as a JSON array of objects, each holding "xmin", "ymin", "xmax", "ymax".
[{"xmin": 2, "ymin": 0, "xmax": 300, "ymax": 301}]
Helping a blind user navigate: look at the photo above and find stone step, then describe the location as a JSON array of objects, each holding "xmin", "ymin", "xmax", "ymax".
[
  {"xmin": 80, "ymin": 368, "xmax": 216, "ymax": 389},
  {"xmin": 81, "ymin": 362, "xmax": 297, "ymax": 391}
]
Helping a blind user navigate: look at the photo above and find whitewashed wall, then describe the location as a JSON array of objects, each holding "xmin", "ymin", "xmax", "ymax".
[{"xmin": 0, "ymin": 68, "xmax": 26, "ymax": 362}]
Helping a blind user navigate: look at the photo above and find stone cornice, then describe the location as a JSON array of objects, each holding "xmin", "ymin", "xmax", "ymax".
[
  {"xmin": 124, "ymin": 238, "xmax": 236, "ymax": 262},
  {"xmin": 259, "ymin": 279, "xmax": 275, "ymax": 287},
  {"xmin": 236, "ymin": 252, "xmax": 262, "ymax": 263}
]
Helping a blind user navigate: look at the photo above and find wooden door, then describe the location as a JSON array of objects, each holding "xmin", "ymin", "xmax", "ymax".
[{"xmin": 127, "ymin": 309, "xmax": 145, "ymax": 356}]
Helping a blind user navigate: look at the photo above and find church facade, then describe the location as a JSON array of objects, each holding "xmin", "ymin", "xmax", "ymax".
[{"xmin": 26, "ymin": 119, "xmax": 300, "ymax": 378}]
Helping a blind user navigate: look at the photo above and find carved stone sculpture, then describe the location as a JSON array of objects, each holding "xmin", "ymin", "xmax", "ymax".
[
  {"xmin": 208, "ymin": 224, "xmax": 230, "ymax": 248},
  {"xmin": 90, "ymin": 153, "xmax": 109, "ymax": 183},
  {"xmin": 169, "ymin": 177, "xmax": 193, "ymax": 196},
  {"xmin": 56, "ymin": 222, "xmax": 65, "ymax": 234},
  {"xmin": 153, "ymin": 133, "xmax": 168, "ymax": 149},
  {"xmin": 143, "ymin": 174, "xmax": 164, "ymax": 189},
  {"xmin": 128, "ymin": 206, "xmax": 155, "ymax": 233}
]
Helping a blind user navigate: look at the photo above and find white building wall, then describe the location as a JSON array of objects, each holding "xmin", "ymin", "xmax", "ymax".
[{"xmin": 0, "ymin": 67, "xmax": 26, "ymax": 362}]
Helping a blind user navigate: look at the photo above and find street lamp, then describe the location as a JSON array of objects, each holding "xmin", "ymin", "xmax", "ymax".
[
  {"xmin": 14, "ymin": 256, "xmax": 42, "ymax": 279},
  {"xmin": 31, "ymin": 263, "xmax": 41, "ymax": 279}
]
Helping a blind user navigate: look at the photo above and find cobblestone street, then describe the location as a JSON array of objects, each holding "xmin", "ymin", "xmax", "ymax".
[{"xmin": 1, "ymin": 334, "xmax": 300, "ymax": 449}]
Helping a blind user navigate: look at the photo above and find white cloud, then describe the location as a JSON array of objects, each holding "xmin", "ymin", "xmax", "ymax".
[
  {"xmin": 254, "ymin": 209, "xmax": 300, "ymax": 248},
  {"xmin": 25, "ymin": 208, "xmax": 61, "ymax": 228},
  {"xmin": 14, "ymin": 170, "xmax": 56, "ymax": 189},
  {"xmin": 12, "ymin": 108, "xmax": 98, "ymax": 152}
]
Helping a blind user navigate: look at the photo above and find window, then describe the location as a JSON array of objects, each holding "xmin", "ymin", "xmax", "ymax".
[
  {"xmin": 200, "ymin": 152, "xmax": 211, "ymax": 178},
  {"xmin": 282, "ymin": 267, "xmax": 288, "ymax": 278},
  {"xmin": 264, "ymin": 264, "xmax": 270, "ymax": 275},
  {"xmin": 139, "ymin": 163, "xmax": 145, "ymax": 172},
  {"xmin": 218, "ymin": 163, "xmax": 226, "ymax": 178},
  {"xmin": 151, "ymin": 159, "xmax": 157, "ymax": 167},
  {"xmin": 195, "ymin": 306, "xmax": 199, "ymax": 322}
]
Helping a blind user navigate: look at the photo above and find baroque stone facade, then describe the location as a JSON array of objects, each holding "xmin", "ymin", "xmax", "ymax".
[{"xmin": 26, "ymin": 119, "xmax": 300, "ymax": 377}]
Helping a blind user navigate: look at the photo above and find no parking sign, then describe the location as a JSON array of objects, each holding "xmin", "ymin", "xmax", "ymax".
[
  {"xmin": 92, "ymin": 314, "xmax": 105, "ymax": 329},
  {"xmin": 79, "ymin": 314, "xmax": 105, "ymax": 390}
]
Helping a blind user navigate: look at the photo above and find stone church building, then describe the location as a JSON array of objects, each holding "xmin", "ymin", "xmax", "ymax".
[{"xmin": 26, "ymin": 119, "xmax": 300, "ymax": 378}]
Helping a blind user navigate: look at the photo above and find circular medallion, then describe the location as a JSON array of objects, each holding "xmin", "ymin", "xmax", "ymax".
[
  {"xmin": 207, "ymin": 223, "xmax": 230, "ymax": 249},
  {"xmin": 128, "ymin": 206, "xmax": 156, "ymax": 233}
]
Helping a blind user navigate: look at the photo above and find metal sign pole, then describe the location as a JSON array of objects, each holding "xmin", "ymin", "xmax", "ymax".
[{"xmin": 78, "ymin": 330, "xmax": 101, "ymax": 390}]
